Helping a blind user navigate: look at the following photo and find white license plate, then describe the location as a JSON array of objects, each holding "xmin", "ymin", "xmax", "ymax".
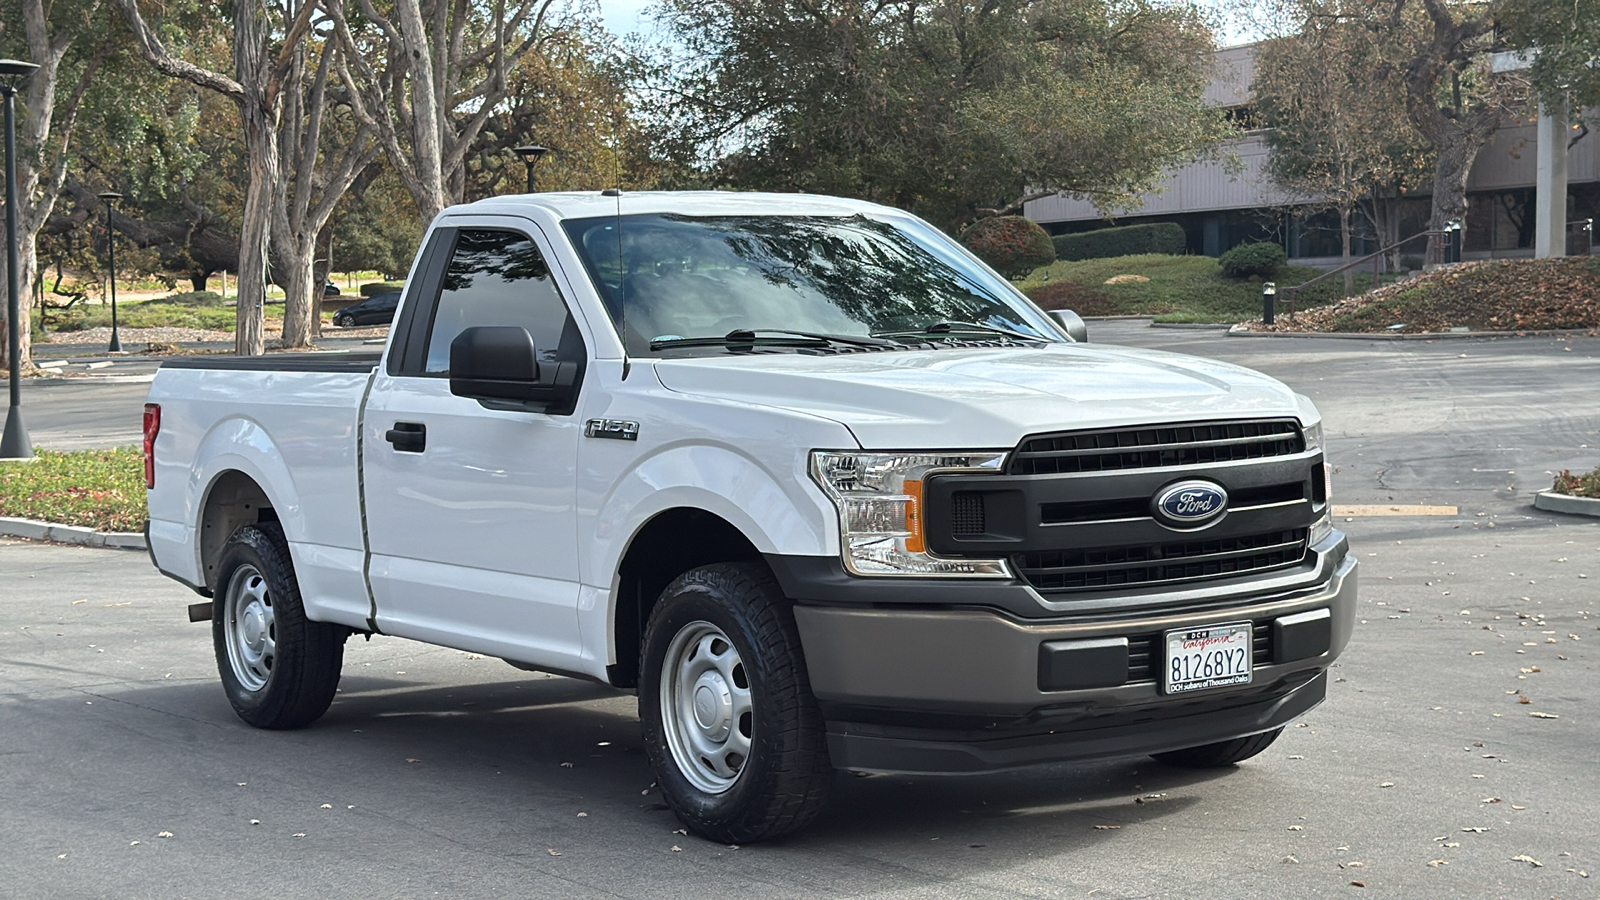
[{"xmin": 1163, "ymin": 623, "xmax": 1253, "ymax": 694}]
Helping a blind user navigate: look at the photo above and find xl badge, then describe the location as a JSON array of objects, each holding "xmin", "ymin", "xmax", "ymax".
[{"xmin": 1152, "ymin": 479, "xmax": 1228, "ymax": 529}]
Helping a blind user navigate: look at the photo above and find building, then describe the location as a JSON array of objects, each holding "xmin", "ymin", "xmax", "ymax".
[{"xmin": 1024, "ymin": 44, "xmax": 1599, "ymax": 265}]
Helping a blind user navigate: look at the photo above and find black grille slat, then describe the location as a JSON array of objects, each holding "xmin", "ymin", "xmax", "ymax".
[
  {"xmin": 1011, "ymin": 419, "xmax": 1303, "ymax": 476},
  {"xmin": 1017, "ymin": 529, "xmax": 1308, "ymax": 593}
]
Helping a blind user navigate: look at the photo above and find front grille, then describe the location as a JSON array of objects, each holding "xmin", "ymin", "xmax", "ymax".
[
  {"xmin": 950, "ymin": 491, "xmax": 986, "ymax": 535},
  {"xmin": 1015, "ymin": 528, "xmax": 1308, "ymax": 593},
  {"xmin": 1010, "ymin": 419, "xmax": 1304, "ymax": 476},
  {"xmin": 1126, "ymin": 622, "xmax": 1274, "ymax": 683}
]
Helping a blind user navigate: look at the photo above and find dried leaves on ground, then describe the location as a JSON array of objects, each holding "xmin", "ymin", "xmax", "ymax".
[
  {"xmin": 0, "ymin": 448, "xmax": 147, "ymax": 533},
  {"xmin": 1242, "ymin": 257, "xmax": 1600, "ymax": 333}
]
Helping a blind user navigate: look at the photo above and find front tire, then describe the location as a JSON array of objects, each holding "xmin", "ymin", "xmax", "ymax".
[
  {"xmin": 639, "ymin": 563, "xmax": 833, "ymax": 843},
  {"xmin": 213, "ymin": 523, "xmax": 347, "ymax": 729},
  {"xmin": 1153, "ymin": 727, "xmax": 1283, "ymax": 768}
]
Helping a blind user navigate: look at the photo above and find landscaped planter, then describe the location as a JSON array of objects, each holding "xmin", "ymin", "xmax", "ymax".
[{"xmin": 1533, "ymin": 491, "xmax": 1600, "ymax": 517}]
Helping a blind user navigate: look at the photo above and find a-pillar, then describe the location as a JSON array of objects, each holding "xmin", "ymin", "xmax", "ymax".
[{"xmin": 1534, "ymin": 98, "xmax": 1568, "ymax": 258}]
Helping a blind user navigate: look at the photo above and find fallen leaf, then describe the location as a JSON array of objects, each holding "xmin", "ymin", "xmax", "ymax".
[
  {"xmin": 1093, "ymin": 824, "xmax": 1121, "ymax": 830},
  {"xmin": 1518, "ymin": 696, "xmax": 1531, "ymax": 704},
  {"xmin": 1282, "ymin": 855, "xmax": 1299, "ymax": 864},
  {"xmin": 1512, "ymin": 805, "xmax": 1525, "ymax": 810},
  {"xmin": 292, "ymin": 833, "xmax": 306, "ymax": 838},
  {"xmin": 405, "ymin": 758, "xmax": 420, "ymax": 763},
  {"xmin": 577, "ymin": 812, "xmax": 588, "ymax": 818},
  {"xmin": 1511, "ymin": 854, "xmax": 1542, "ymax": 867},
  {"xmin": 1288, "ymin": 754, "xmax": 1305, "ymax": 759},
  {"xmin": 319, "ymin": 804, "xmax": 332, "ymax": 810},
  {"xmin": 1463, "ymin": 827, "xmax": 1490, "ymax": 833},
  {"xmin": 547, "ymin": 849, "xmax": 561, "ymax": 856},
  {"xmin": 129, "ymin": 841, "xmax": 140, "ymax": 846},
  {"xmin": 1350, "ymin": 880, "xmax": 1366, "ymax": 888},
  {"xmin": 1287, "ymin": 825, "xmax": 1304, "ymax": 831},
  {"xmin": 1481, "ymin": 797, "xmax": 1502, "ymax": 803},
  {"xmin": 249, "ymin": 819, "xmax": 260, "ymax": 825},
  {"xmin": 673, "ymin": 828, "xmax": 687, "ymax": 835},
  {"xmin": 1428, "ymin": 859, "xmax": 1449, "ymax": 867},
  {"xmin": 560, "ymin": 762, "xmax": 574, "ymax": 768},
  {"xmin": 670, "ymin": 845, "xmax": 683, "ymax": 852},
  {"xmin": 1530, "ymin": 712, "xmax": 1560, "ymax": 719},
  {"xmin": 157, "ymin": 831, "xmax": 173, "ymax": 839},
  {"xmin": 1445, "ymin": 842, "xmax": 1460, "ymax": 848},
  {"xmin": 1380, "ymin": 782, "xmax": 1395, "ymax": 788}
]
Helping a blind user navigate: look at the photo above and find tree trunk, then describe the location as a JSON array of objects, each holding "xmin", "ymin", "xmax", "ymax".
[
  {"xmin": 234, "ymin": 99, "xmax": 276, "ymax": 356},
  {"xmin": 279, "ymin": 237, "xmax": 317, "ymax": 349},
  {"xmin": 1426, "ymin": 138, "xmax": 1476, "ymax": 265},
  {"xmin": 1339, "ymin": 206, "xmax": 1354, "ymax": 295},
  {"xmin": 0, "ymin": 232, "xmax": 39, "ymax": 374}
]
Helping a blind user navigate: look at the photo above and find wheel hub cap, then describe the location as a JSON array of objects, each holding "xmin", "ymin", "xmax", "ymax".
[{"xmin": 659, "ymin": 621, "xmax": 753, "ymax": 795}]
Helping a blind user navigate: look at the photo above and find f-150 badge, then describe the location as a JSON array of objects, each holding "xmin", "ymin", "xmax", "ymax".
[{"xmin": 585, "ymin": 419, "xmax": 640, "ymax": 441}]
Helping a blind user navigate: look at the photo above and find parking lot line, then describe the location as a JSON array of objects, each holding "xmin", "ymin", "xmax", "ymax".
[{"xmin": 1331, "ymin": 504, "xmax": 1458, "ymax": 516}]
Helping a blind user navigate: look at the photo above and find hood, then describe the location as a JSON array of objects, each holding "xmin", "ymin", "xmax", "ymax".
[{"xmin": 650, "ymin": 343, "xmax": 1304, "ymax": 449}]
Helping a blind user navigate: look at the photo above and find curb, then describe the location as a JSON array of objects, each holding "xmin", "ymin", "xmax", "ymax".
[
  {"xmin": 1226, "ymin": 324, "xmax": 1598, "ymax": 341},
  {"xmin": 0, "ymin": 516, "xmax": 147, "ymax": 550},
  {"xmin": 1533, "ymin": 491, "xmax": 1600, "ymax": 518}
]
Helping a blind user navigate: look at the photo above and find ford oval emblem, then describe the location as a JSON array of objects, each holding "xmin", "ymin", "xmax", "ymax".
[{"xmin": 1152, "ymin": 480, "xmax": 1229, "ymax": 529}]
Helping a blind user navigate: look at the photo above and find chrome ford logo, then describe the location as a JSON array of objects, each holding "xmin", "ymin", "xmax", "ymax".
[{"xmin": 1153, "ymin": 480, "xmax": 1229, "ymax": 529}]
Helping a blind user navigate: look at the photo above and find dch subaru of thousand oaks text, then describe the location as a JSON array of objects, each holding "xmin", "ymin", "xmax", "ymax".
[{"xmin": 141, "ymin": 191, "xmax": 1356, "ymax": 842}]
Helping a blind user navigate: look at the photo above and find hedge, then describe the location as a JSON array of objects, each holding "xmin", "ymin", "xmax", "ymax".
[
  {"xmin": 960, "ymin": 216, "xmax": 1056, "ymax": 278},
  {"xmin": 1218, "ymin": 241, "xmax": 1286, "ymax": 278},
  {"xmin": 1051, "ymin": 223, "xmax": 1187, "ymax": 261},
  {"xmin": 359, "ymin": 280, "xmax": 407, "ymax": 297}
]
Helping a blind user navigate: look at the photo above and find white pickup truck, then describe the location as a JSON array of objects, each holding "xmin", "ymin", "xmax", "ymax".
[{"xmin": 144, "ymin": 192, "xmax": 1356, "ymax": 842}]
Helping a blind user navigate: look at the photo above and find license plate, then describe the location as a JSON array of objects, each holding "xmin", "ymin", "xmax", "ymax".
[{"xmin": 1163, "ymin": 623, "xmax": 1253, "ymax": 694}]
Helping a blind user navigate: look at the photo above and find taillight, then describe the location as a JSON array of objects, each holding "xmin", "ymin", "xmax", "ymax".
[{"xmin": 142, "ymin": 404, "xmax": 160, "ymax": 489}]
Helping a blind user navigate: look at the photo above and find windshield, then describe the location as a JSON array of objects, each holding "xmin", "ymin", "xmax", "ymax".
[{"xmin": 560, "ymin": 213, "xmax": 1060, "ymax": 357}]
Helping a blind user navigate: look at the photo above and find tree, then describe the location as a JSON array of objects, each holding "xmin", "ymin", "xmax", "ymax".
[
  {"xmin": 1387, "ymin": 0, "xmax": 1525, "ymax": 264},
  {"xmin": 0, "ymin": 0, "xmax": 113, "ymax": 373},
  {"xmin": 1498, "ymin": 0, "xmax": 1600, "ymax": 118},
  {"xmin": 322, "ymin": 0, "xmax": 570, "ymax": 222},
  {"xmin": 1252, "ymin": 2, "xmax": 1432, "ymax": 290},
  {"xmin": 648, "ymin": 0, "xmax": 1228, "ymax": 230},
  {"xmin": 114, "ymin": 0, "xmax": 319, "ymax": 355}
]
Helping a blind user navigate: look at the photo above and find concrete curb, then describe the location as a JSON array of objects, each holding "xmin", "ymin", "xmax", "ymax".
[
  {"xmin": 1226, "ymin": 324, "xmax": 1598, "ymax": 341},
  {"xmin": 0, "ymin": 516, "xmax": 147, "ymax": 550},
  {"xmin": 1533, "ymin": 491, "xmax": 1600, "ymax": 517}
]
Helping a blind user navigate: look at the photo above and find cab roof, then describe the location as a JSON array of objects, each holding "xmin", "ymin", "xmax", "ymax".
[{"xmin": 440, "ymin": 190, "xmax": 904, "ymax": 222}]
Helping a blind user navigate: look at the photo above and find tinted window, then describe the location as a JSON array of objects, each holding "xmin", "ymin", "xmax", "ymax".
[{"xmin": 424, "ymin": 229, "xmax": 575, "ymax": 373}]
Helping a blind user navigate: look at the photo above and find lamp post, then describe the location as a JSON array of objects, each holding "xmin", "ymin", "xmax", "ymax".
[
  {"xmin": 99, "ymin": 191, "xmax": 123, "ymax": 352},
  {"xmin": 1, "ymin": 58, "xmax": 41, "ymax": 461},
  {"xmin": 511, "ymin": 145, "xmax": 550, "ymax": 193}
]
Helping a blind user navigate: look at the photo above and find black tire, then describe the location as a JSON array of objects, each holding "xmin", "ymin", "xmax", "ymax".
[
  {"xmin": 1152, "ymin": 727, "xmax": 1284, "ymax": 768},
  {"xmin": 639, "ymin": 562, "xmax": 833, "ymax": 843},
  {"xmin": 212, "ymin": 523, "xmax": 347, "ymax": 729}
]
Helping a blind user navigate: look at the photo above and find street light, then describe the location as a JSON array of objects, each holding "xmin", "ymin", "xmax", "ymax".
[
  {"xmin": 1, "ymin": 57, "xmax": 41, "ymax": 461},
  {"xmin": 511, "ymin": 145, "xmax": 550, "ymax": 193},
  {"xmin": 99, "ymin": 191, "xmax": 123, "ymax": 352}
]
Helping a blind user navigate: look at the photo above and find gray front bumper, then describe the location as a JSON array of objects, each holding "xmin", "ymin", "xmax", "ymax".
[{"xmin": 790, "ymin": 545, "xmax": 1357, "ymax": 772}]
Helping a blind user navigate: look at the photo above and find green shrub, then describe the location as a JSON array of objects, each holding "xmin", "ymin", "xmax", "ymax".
[
  {"xmin": 359, "ymin": 281, "xmax": 406, "ymax": 297},
  {"xmin": 960, "ymin": 216, "xmax": 1056, "ymax": 278},
  {"xmin": 1052, "ymin": 223, "xmax": 1187, "ymax": 261},
  {"xmin": 1219, "ymin": 241, "xmax": 1287, "ymax": 278}
]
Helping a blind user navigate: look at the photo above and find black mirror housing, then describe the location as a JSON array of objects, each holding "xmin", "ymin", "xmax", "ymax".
[
  {"xmin": 1047, "ymin": 308, "xmax": 1089, "ymax": 343},
  {"xmin": 449, "ymin": 326, "xmax": 542, "ymax": 400}
]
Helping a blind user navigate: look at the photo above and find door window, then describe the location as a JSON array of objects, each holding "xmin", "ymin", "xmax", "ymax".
[{"xmin": 423, "ymin": 229, "xmax": 578, "ymax": 374}]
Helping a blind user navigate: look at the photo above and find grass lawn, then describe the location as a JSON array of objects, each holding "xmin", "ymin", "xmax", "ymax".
[
  {"xmin": 48, "ymin": 291, "xmax": 237, "ymax": 333},
  {"xmin": 0, "ymin": 448, "xmax": 147, "ymax": 533},
  {"xmin": 1015, "ymin": 254, "xmax": 1384, "ymax": 323}
]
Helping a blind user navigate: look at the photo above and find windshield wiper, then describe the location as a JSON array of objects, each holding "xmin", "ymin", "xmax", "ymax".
[
  {"xmin": 651, "ymin": 329, "xmax": 902, "ymax": 351},
  {"xmin": 873, "ymin": 321, "xmax": 1050, "ymax": 343}
]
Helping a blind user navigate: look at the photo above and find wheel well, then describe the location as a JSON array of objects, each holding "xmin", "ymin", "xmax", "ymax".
[
  {"xmin": 611, "ymin": 509, "xmax": 764, "ymax": 688},
  {"xmin": 199, "ymin": 470, "xmax": 278, "ymax": 591}
]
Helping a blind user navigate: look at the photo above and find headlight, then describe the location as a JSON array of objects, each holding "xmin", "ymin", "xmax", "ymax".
[
  {"xmin": 810, "ymin": 451, "xmax": 1011, "ymax": 577},
  {"xmin": 1302, "ymin": 420, "xmax": 1323, "ymax": 453}
]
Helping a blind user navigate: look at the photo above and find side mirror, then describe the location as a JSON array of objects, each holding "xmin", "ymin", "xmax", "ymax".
[
  {"xmin": 1047, "ymin": 309, "xmax": 1088, "ymax": 343},
  {"xmin": 449, "ymin": 326, "xmax": 542, "ymax": 401}
]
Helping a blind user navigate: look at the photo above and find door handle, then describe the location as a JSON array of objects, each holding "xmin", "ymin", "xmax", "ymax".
[{"xmin": 385, "ymin": 422, "xmax": 426, "ymax": 453}]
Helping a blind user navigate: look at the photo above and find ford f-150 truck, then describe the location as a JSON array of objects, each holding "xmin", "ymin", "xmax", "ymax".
[{"xmin": 144, "ymin": 192, "xmax": 1356, "ymax": 842}]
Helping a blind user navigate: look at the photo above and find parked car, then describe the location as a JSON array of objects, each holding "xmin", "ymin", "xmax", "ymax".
[
  {"xmin": 143, "ymin": 191, "xmax": 1355, "ymax": 844},
  {"xmin": 332, "ymin": 291, "xmax": 400, "ymax": 327},
  {"xmin": 324, "ymin": 280, "xmax": 341, "ymax": 297}
]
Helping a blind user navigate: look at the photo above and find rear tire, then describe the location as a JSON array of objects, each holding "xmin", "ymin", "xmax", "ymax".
[
  {"xmin": 639, "ymin": 562, "xmax": 833, "ymax": 843},
  {"xmin": 213, "ymin": 523, "xmax": 346, "ymax": 729},
  {"xmin": 1153, "ymin": 727, "xmax": 1283, "ymax": 768}
]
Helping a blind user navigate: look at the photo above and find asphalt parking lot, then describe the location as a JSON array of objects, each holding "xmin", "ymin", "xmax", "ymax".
[{"xmin": 2, "ymin": 325, "xmax": 1597, "ymax": 898}]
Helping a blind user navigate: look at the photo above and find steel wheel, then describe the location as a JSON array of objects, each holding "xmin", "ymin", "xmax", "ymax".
[
  {"xmin": 660, "ymin": 620, "xmax": 753, "ymax": 794},
  {"xmin": 223, "ymin": 563, "xmax": 275, "ymax": 692}
]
